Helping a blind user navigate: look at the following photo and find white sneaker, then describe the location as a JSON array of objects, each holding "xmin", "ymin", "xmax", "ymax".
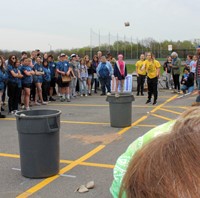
[
  {"xmin": 85, "ymin": 94, "xmax": 88, "ymax": 97},
  {"xmin": 34, "ymin": 102, "xmax": 41, "ymax": 106},
  {"xmin": 107, "ymin": 92, "xmax": 111, "ymax": 96},
  {"xmin": 42, "ymin": 102, "xmax": 48, "ymax": 105},
  {"xmin": 115, "ymin": 93, "xmax": 120, "ymax": 97},
  {"xmin": 80, "ymin": 94, "xmax": 83, "ymax": 97}
]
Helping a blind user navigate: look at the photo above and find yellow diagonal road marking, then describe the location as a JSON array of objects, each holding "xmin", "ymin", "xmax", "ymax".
[
  {"xmin": 150, "ymin": 95, "xmax": 178, "ymax": 113},
  {"xmin": 16, "ymin": 145, "xmax": 105, "ymax": 198},
  {"xmin": 159, "ymin": 107, "xmax": 182, "ymax": 115},
  {"xmin": 151, "ymin": 113, "xmax": 173, "ymax": 121},
  {"xmin": 117, "ymin": 116, "xmax": 147, "ymax": 135},
  {"xmin": 61, "ymin": 121, "xmax": 109, "ymax": 125},
  {"xmin": 0, "ymin": 153, "xmax": 20, "ymax": 158},
  {"xmin": 0, "ymin": 153, "xmax": 114, "ymax": 169},
  {"xmin": 0, "ymin": 118, "xmax": 109, "ymax": 125},
  {"xmin": 136, "ymin": 124, "xmax": 157, "ymax": 127}
]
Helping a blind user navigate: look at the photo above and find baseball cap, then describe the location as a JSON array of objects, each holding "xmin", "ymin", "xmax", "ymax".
[
  {"xmin": 60, "ymin": 53, "xmax": 66, "ymax": 57},
  {"xmin": 71, "ymin": 54, "xmax": 76, "ymax": 58}
]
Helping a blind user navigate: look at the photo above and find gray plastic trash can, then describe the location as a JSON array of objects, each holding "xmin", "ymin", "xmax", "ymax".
[
  {"xmin": 15, "ymin": 109, "xmax": 61, "ymax": 178},
  {"xmin": 106, "ymin": 93, "xmax": 134, "ymax": 128}
]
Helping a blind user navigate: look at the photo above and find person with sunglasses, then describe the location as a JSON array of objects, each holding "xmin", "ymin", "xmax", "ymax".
[{"xmin": 7, "ymin": 55, "xmax": 23, "ymax": 113}]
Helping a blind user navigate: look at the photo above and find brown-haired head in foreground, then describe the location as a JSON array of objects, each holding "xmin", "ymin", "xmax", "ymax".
[{"xmin": 120, "ymin": 107, "xmax": 200, "ymax": 198}]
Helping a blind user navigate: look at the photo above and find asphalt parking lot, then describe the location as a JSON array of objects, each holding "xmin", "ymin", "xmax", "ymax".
[{"xmin": 0, "ymin": 88, "xmax": 196, "ymax": 198}]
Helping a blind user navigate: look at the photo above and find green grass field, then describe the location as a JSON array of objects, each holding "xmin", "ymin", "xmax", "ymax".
[
  {"xmin": 127, "ymin": 64, "xmax": 136, "ymax": 74},
  {"xmin": 126, "ymin": 64, "xmax": 184, "ymax": 75}
]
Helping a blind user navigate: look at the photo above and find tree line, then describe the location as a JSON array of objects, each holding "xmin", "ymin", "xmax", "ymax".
[{"xmin": 1, "ymin": 38, "xmax": 199, "ymax": 60}]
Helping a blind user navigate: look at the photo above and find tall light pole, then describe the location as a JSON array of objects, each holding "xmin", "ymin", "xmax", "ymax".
[
  {"xmin": 48, "ymin": 44, "xmax": 52, "ymax": 51},
  {"xmin": 124, "ymin": 22, "xmax": 133, "ymax": 59},
  {"xmin": 90, "ymin": 28, "xmax": 92, "ymax": 59}
]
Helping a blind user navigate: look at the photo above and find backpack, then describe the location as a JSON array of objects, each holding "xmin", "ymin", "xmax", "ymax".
[{"xmin": 99, "ymin": 63, "xmax": 110, "ymax": 78}]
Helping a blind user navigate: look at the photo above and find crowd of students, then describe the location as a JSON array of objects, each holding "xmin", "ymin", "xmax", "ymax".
[
  {"xmin": 163, "ymin": 52, "xmax": 196, "ymax": 94},
  {"xmin": 135, "ymin": 49, "xmax": 200, "ymax": 105},
  {"xmin": 1, "ymin": 47, "xmax": 200, "ymax": 118},
  {"xmin": 0, "ymin": 50, "xmax": 128, "ymax": 118}
]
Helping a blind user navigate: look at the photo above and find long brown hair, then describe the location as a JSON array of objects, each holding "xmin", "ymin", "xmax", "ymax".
[
  {"xmin": 120, "ymin": 107, "xmax": 200, "ymax": 198},
  {"xmin": 8, "ymin": 55, "xmax": 17, "ymax": 67},
  {"xmin": 0, "ymin": 56, "xmax": 5, "ymax": 72},
  {"xmin": 84, "ymin": 55, "xmax": 91, "ymax": 68}
]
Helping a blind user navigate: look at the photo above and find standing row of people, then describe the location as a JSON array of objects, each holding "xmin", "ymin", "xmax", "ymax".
[
  {"xmin": 0, "ymin": 50, "xmax": 129, "ymax": 118},
  {"xmin": 163, "ymin": 52, "xmax": 196, "ymax": 94},
  {"xmin": 135, "ymin": 51, "xmax": 199, "ymax": 105}
]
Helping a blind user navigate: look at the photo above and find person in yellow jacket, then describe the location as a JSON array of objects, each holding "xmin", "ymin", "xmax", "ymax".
[
  {"xmin": 141, "ymin": 52, "xmax": 161, "ymax": 105},
  {"xmin": 135, "ymin": 54, "xmax": 146, "ymax": 96}
]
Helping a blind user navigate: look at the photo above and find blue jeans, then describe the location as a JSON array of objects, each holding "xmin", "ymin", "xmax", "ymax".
[
  {"xmin": 196, "ymin": 78, "xmax": 200, "ymax": 102},
  {"xmin": 181, "ymin": 85, "xmax": 194, "ymax": 94},
  {"xmin": 79, "ymin": 80, "xmax": 87, "ymax": 95},
  {"xmin": 99, "ymin": 77, "xmax": 111, "ymax": 94}
]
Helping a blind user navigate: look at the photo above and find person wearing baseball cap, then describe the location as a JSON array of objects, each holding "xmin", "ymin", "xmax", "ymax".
[
  {"xmin": 71, "ymin": 54, "xmax": 76, "ymax": 58},
  {"xmin": 56, "ymin": 53, "xmax": 71, "ymax": 102}
]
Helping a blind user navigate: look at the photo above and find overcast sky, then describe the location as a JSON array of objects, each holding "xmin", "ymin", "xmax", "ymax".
[{"xmin": 1, "ymin": 0, "xmax": 199, "ymax": 51}]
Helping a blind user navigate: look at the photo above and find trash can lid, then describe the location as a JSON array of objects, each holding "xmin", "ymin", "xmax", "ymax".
[
  {"xmin": 15, "ymin": 109, "xmax": 61, "ymax": 119},
  {"xmin": 106, "ymin": 93, "xmax": 135, "ymax": 103}
]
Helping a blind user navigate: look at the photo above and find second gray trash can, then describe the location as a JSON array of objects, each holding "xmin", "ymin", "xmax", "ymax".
[
  {"xmin": 106, "ymin": 93, "xmax": 134, "ymax": 128},
  {"xmin": 15, "ymin": 109, "xmax": 61, "ymax": 178}
]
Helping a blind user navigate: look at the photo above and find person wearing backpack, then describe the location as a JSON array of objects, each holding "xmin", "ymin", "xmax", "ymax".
[{"xmin": 97, "ymin": 56, "xmax": 113, "ymax": 96}]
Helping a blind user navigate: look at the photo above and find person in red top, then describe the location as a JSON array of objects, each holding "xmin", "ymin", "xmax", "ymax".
[{"xmin": 114, "ymin": 54, "xmax": 127, "ymax": 97}]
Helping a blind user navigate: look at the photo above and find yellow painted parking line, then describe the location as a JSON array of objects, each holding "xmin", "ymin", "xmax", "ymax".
[
  {"xmin": 132, "ymin": 105, "xmax": 154, "ymax": 108},
  {"xmin": 150, "ymin": 95, "xmax": 178, "ymax": 113},
  {"xmin": 50, "ymin": 103, "xmax": 108, "ymax": 107},
  {"xmin": 5, "ymin": 94, "xmax": 179, "ymax": 197},
  {"xmin": 117, "ymin": 95, "xmax": 178, "ymax": 136},
  {"xmin": 61, "ymin": 120, "xmax": 109, "ymax": 125},
  {"xmin": 151, "ymin": 113, "xmax": 173, "ymax": 121},
  {"xmin": 136, "ymin": 96, "xmax": 170, "ymax": 98},
  {"xmin": 61, "ymin": 160, "xmax": 114, "ymax": 169},
  {"xmin": 0, "ymin": 118, "xmax": 109, "ymax": 125},
  {"xmin": 136, "ymin": 124, "xmax": 157, "ymax": 127},
  {"xmin": 16, "ymin": 145, "xmax": 105, "ymax": 198},
  {"xmin": 80, "ymin": 161, "xmax": 114, "ymax": 169},
  {"xmin": 51, "ymin": 103, "xmax": 154, "ymax": 108},
  {"xmin": 0, "ymin": 118, "xmax": 16, "ymax": 121},
  {"xmin": 0, "ymin": 153, "xmax": 114, "ymax": 169},
  {"xmin": 0, "ymin": 153, "xmax": 20, "ymax": 158},
  {"xmin": 164, "ymin": 105, "xmax": 188, "ymax": 109},
  {"xmin": 159, "ymin": 108, "xmax": 182, "ymax": 115},
  {"xmin": 117, "ymin": 116, "xmax": 147, "ymax": 135}
]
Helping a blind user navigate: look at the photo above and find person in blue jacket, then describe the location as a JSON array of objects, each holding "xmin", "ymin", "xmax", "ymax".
[
  {"xmin": 42, "ymin": 60, "xmax": 51, "ymax": 102},
  {"xmin": 0, "ymin": 56, "xmax": 7, "ymax": 118},
  {"xmin": 48, "ymin": 55, "xmax": 57, "ymax": 101},
  {"xmin": 96, "ymin": 56, "xmax": 113, "ymax": 96}
]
